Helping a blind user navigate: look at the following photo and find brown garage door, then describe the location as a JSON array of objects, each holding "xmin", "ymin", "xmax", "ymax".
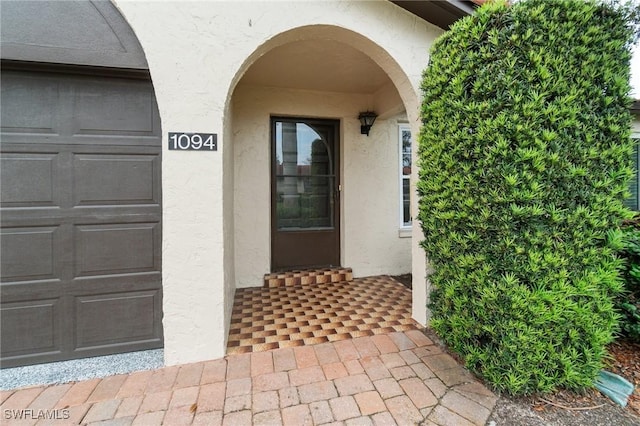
[{"xmin": 0, "ymin": 68, "xmax": 163, "ymax": 367}]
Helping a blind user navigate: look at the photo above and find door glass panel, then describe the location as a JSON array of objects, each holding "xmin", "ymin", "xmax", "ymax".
[{"xmin": 275, "ymin": 121, "xmax": 334, "ymax": 230}]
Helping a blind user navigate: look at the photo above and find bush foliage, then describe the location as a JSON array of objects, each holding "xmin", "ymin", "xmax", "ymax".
[{"xmin": 418, "ymin": 0, "xmax": 638, "ymax": 394}]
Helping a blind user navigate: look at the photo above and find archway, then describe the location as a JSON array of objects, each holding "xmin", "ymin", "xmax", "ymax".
[{"xmin": 225, "ymin": 24, "xmax": 422, "ymax": 316}]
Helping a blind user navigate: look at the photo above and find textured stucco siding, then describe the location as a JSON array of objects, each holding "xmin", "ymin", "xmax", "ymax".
[{"xmin": 113, "ymin": 0, "xmax": 441, "ymax": 365}]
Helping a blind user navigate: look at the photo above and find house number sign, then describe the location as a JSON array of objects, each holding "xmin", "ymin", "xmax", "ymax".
[{"xmin": 168, "ymin": 132, "xmax": 217, "ymax": 151}]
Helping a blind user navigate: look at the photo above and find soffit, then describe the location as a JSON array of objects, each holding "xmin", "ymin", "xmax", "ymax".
[
  {"xmin": 390, "ymin": 0, "xmax": 476, "ymax": 30},
  {"xmin": 238, "ymin": 40, "xmax": 391, "ymax": 95}
]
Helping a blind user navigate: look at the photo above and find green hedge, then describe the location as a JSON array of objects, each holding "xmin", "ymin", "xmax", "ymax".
[{"xmin": 418, "ymin": 0, "xmax": 638, "ymax": 395}]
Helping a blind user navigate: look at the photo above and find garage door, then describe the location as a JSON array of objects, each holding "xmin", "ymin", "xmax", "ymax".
[{"xmin": 0, "ymin": 69, "xmax": 163, "ymax": 367}]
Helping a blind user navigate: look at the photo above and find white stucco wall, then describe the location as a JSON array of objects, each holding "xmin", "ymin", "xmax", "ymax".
[
  {"xmin": 113, "ymin": 0, "xmax": 441, "ymax": 365},
  {"xmin": 232, "ymin": 85, "xmax": 412, "ymax": 288}
]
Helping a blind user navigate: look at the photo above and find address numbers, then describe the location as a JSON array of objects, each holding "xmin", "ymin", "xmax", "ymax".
[{"xmin": 168, "ymin": 132, "xmax": 217, "ymax": 151}]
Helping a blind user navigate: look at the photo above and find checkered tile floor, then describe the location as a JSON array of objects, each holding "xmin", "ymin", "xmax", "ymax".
[{"xmin": 227, "ymin": 276, "xmax": 419, "ymax": 354}]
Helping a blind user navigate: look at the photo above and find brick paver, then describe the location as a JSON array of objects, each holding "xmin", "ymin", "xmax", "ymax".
[
  {"xmin": 373, "ymin": 377, "xmax": 404, "ymax": 400},
  {"xmin": 329, "ymin": 395, "xmax": 360, "ymax": 421},
  {"xmin": 117, "ymin": 370, "xmax": 153, "ymax": 398},
  {"xmin": 282, "ymin": 404, "xmax": 313, "ymax": 425},
  {"xmin": 334, "ymin": 373, "xmax": 375, "ymax": 396},
  {"xmin": 294, "ymin": 346, "xmax": 319, "ymax": 368},
  {"xmin": 225, "ymin": 378, "xmax": 251, "ymax": 397},
  {"xmin": 174, "ymin": 363, "xmax": 205, "ymax": 389},
  {"xmin": 278, "ymin": 387, "xmax": 300, "ymax": 408},
  {"xmin": 226, "ymin": 353, "xmax": 251, "ymax": 380},
  {"xmin": 251, "ymin": 351, "xmax": 274, "ymax": 377},
  {"xmin": 192, "ymin": 410, "xmax": 222, "ymax": 425},
  {"xmin": 354, "ymin": 390, "xmax": 386, "ymax": 415},
  {"xmin": 322, "ymin": 362, "xmax": 349, "ymax": 380},
  {"xmin": 388, "ymin": 331, "xmax": 416, "ymax": 351},
  {"xmin": 139, "ymin": 390, "xmax": 171, "ymax": 413},
  {"xmin": 440, "ymin": 390, "xmax": 491, "ymax": 425},
  {"xmin": 333, "ymin": 339, "xmax": 360, "ymax": 362},
  {"xmin": 169, "ymin": 386, "xmax": 200, "ymax": 408},
  {"xmin": 361, "ymin": 356, "xmax": 392, "ymax": 381},
  {"xmin": 289, "ymin": 365, "xmax": 325, "ymax": 386},
  {"xmin": 201, "ymin": 359, "xmax": 227, "ymax": 384},
  {"xmin": 399, "ymin": 377, "xmax": 438, "ymax": 409},
  {"xmin": 385, "ymin": 394, "xmax": 422, "ymax": 425},
  {"xmin": 82, "ymin": 399, "xmax": 121, "ymax": 423},
  {"xmin": 253, "ymin": 391, "xmax": 278, "ymax": 413},
  {"xmin": 370, "ymin": 334, "xmax": 398, "ymax": 354},
  {"xmin": 196, "ymin": 382, "xmax": 226, "ymax": 412},
  {"xmin": 55, "ymin": 379, "xmax": 99, "ymax": 408},
  {"xmin": 28, "ymin": 384, "xmax": 72, "ymax": 410},
  {"xmin": 146, "ymin": 367, "xmax": 179, "ymax": 393},
  {"xmin": 298, "ymin": 381, "xmax": 338, "ymax": 403},
  {"xmin": 2, "ymin": 330, "xmax": 497, "ymax": 426},
  {"xmin": 273, "ymin": 348, "xmax": 297, "ymax": 372},
  {"xmin": 115, "ymin": 395, "xmax": 143, "ymax": 418},
  {"xmin": 309, "ymin": 400, "xmax": 333, "ymax": 424},
  {"xmin": 253, "ymin": 409, "xmax": 282, "ymax": 425},
  {"xmin": 253, "ymin": 371, "xmax": 289, "ymax": 392},
  {"xmin": 313, "ymin": 343, "xmax": 340, "ymax": 365}
]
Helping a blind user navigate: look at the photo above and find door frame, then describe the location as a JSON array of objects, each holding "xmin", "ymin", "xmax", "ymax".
[{"xmin": 270, "ymin": 116, "xmax": 340, "ymax": 271}]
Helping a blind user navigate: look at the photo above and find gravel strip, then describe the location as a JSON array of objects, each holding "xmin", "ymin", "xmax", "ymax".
[{"xmin": 0, "ymin": 349, "xmax": 163, "ymax": 390}]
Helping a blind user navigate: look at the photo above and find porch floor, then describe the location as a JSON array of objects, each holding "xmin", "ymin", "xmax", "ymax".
[{"xmin": 227, "ymin": 276, "xmax": 419, "ymax": 354}]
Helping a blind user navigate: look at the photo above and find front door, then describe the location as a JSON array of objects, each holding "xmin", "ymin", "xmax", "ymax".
[{"xmin": 271, "ymin": 117, "xmax": 340, "ymax": 270}]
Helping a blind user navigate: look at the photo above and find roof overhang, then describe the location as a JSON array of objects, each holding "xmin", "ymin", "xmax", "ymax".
[{"xmin": 390, "ymin": 0, "xmax": 477, "ymax": 29}]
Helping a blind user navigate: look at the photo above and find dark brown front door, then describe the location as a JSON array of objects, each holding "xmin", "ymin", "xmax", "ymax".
[{"xmin": 271, "ymin": 117, "xmax": 340, "ymax": 271}]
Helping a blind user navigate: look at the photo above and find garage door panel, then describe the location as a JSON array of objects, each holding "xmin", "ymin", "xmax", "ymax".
[
  {"xmin": 74, "ymin": 154, "xmax": 159, "ymax": 206},
  {"xmin": 75, "ymin": 223, "xmax": 159, "ymax": 277},
  {"xmin": 1, "ymin": 227, "xmax": 61, "ymax": 282},
  {"xmin": 1, "ymin": 69, "xmax": 162, "ymax": 366},
  {"xmin": 74, "ymin": 79, "xmax": 155, "ymax": 135},
  {"xmin": 1, "ymin": 153, "xmax": 58, "ymax": 207},
  {"xmin": 0, "ymin": 298, "xmax": 62, "ymax": 358},
  {"xmin": 0, "ymin": 74, "xmax": 58, "ymax": 134},
  {"xmin": 70, "ymin": 271, "xmax": 160, "ymax": 293},
  {"xmin": 75, "ymin": 290, "xmax": 161, "ymax": 349}
]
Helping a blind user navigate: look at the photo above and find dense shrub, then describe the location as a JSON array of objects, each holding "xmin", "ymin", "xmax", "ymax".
[
  {"xmin": 418, "ymin": 0, "xmax": 639, "ymax": 395},
  {"xmin": 616, "ymin": 220, "xmax": 640, "ymax": 341}
]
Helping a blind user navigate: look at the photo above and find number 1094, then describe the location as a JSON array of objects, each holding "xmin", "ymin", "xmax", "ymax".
[{"xmin": 168, "ymin": 133, "xmax": 217, "ymax": 151}]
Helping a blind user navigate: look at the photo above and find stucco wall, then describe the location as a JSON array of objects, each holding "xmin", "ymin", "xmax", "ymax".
[
  {"xmin": 113, "ymin": 0, "xmax": 441, "ymax": 365},
  {"xmin": 232, "ymin": 85, "xmax": 412, "ymax": 288}
]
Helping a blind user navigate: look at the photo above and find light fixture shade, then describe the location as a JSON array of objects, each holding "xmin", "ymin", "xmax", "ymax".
[{"xmin": 358, "ymin": 111, "xmax": 378, "ymax": 136}]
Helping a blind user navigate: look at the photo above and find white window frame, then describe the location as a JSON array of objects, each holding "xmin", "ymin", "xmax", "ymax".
[{"xmin": 399, "ymin": 124, "xmax": 412, "ymax": 232}]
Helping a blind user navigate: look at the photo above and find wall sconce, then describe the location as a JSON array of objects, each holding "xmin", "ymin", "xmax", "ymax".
[{"xmin": 358, "ymin": 111, "xmax": 378, "ymax": 136}]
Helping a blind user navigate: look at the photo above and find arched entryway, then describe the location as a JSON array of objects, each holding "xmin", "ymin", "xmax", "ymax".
[{"xmin": 228, "ymin": 25, "xmax": 420, "ymax": 288}]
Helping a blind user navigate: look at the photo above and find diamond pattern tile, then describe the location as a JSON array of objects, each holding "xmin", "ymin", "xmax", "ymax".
[{"xmin": 227, "ymin": 276, "xmax": 419, "ymax": 354}]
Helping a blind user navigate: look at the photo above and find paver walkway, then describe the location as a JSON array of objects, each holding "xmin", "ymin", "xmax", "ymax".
[{"xmin": 0, "ymin": 330, "xmax": 497, "ymax": 425}]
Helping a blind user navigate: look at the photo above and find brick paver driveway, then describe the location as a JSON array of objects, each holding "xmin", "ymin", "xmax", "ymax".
[{"xmin": 1, "ymin": 330, "xmax": 497, "ymax": 425}]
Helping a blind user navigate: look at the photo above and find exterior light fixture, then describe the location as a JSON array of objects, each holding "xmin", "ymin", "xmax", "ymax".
[{"xmin": 358, "ymin": 111, "xmax": 378, "ymax": 136}]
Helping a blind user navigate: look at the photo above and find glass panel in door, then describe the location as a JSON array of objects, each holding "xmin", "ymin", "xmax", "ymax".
[{"xmin": 272, "ymin": 118, "xmax": 340, "ymax": 270}]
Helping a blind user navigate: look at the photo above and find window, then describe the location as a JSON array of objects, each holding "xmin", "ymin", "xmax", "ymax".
[
  {"xmin": 626, "ymin": 135, "xmax": 640, "ymax": 210},
  {"xmin": 399, "ymin": 125, "xmax": 412, "ymax": 228}
]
